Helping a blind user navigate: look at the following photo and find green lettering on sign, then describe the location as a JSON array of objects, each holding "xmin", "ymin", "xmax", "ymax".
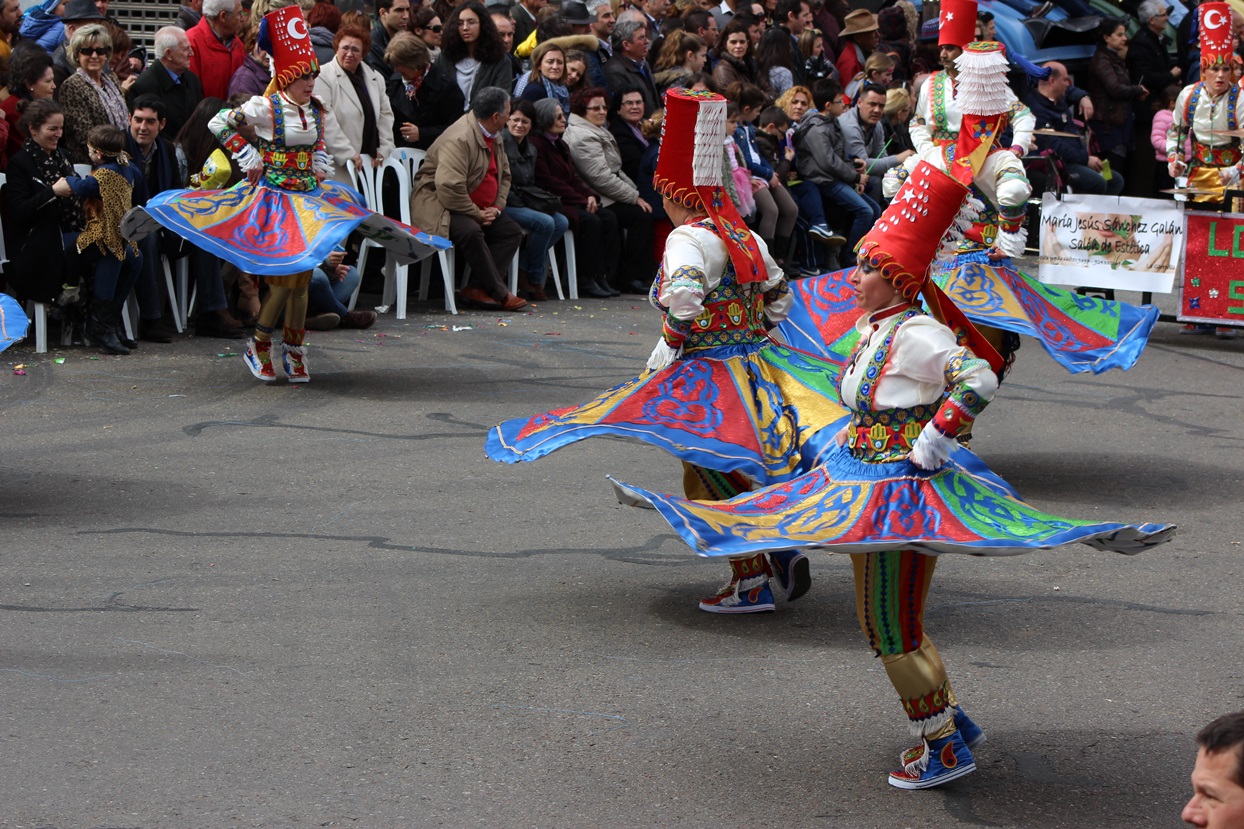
[
  {"xmin": 1229, "ymin": 280, "xmax": 1244, "ymax": 315},
  {"xmin": 1235, "ymin": 225, "xmax": 1244, "ymax": 257},
  {"xmin": 1209, "ymin": 221, "xmax": 1231, "ymax": 257}
]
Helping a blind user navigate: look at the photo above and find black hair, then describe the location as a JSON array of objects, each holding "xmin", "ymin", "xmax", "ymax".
[
  {"xmin": 17, "ymin": 98, "xmax": 63, "ymax": 133},
  {"xmin": 128, "ymin": 93, "xmax": 166, "ymax": 120},
  {"xmin": 859, "ymin": 81, "xmax": 887, "ymax": 99},
  {"xmin": 442, "ymin": 1, "xmax": 506, "ymax": 65},
  {"xmin": 1196, "ymin": 712, "xmax": 1244, "ymax": 789},
  {"xmin": 758, "ymin": 104, "xmax": 790, "ymax": 127},
  {"xmin": 811, "ymin": 76, "xmax": 842, "ymax": 110}
]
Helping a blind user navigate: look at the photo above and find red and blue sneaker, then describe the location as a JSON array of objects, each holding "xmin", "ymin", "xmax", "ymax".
[
  {"xmin": 769, "ymin": 550, "xmax": 811, "ymax": 602},
  {"xmin": 889, "ymin": 730, "xmax": 977, "ymax": 790},
  {"xmin": 954, "ymin": 706, "xmax": 986, "ymax": 751},
  {"xmin": 699, "ymin": 554, "xmax": 775, "ymax": 614}
]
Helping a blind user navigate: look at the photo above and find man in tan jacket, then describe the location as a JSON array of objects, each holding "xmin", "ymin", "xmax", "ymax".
[{"xmin": 411, "ymin": 87, "xmax": 529, "ymax": 311}]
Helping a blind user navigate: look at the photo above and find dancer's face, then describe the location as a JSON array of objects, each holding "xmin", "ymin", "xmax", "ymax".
[
  {"xmin": 849, "ymin": 260, "xmax": 905, "ymax": 313},
  {"xmin": 285, "ymin": 74, "xmax": 316, "ymax": 104}
]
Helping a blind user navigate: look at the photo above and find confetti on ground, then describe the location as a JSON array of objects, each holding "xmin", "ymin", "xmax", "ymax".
[
  {"xmin": 53, "ymin": 357, "xmax": 66, "ymax": 364},
  {"xmin": 452, "ymin": 325, "xmax": 472, "ymax": 332},
  {"xmin": 13, "ymin": 368, "xmax": 25, "ymax": 375},
  {"xmin": 168, "ymin": 394, "xmax": 186, "ymax": 398},
  {"xmin": 544, "ymin": 332, "xmax": 562, "ymax": 336},
  {"xmin": 217, "ymin": 352, "xmax": 238, "ymax": 358}
]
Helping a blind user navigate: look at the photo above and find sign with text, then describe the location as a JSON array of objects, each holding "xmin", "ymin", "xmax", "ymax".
[
  {"xmin": 1038, "ymin": 194, "xmax": 1181, "ymax": 293},
  {"xmin": 1179, "ymin": 210, "xmax": 1244, "ymax": 326}
]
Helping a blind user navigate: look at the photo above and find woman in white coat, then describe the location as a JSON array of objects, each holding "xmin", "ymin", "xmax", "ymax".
[
  {"xmin": 562, "ymin": 86, "xmax": 655, "ymax": 294},
  {"xmin": 315, "ymin": 23, "xmax": 396, "ymax": 187}
]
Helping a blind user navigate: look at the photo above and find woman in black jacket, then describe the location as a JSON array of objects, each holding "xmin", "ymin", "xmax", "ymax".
[
  {"xmin": 502, "ymin": 99, "xmax": 569, "ymax": 302},
  {"xmin": 385, "ymin": 31, "xmax": 465, "ymax": 151},
  {"xmin": 1088, "ymin": 18, "xmax": 1149, "ymax": 177}
]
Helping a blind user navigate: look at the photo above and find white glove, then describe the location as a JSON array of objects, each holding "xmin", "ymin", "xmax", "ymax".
[
  {"xmin": 908, "ymin": 425, "xmax": 957, "ymax": 471},
  {"xmin": 1169, "ymin": 160, "xmax": 1187, "ymax": 179},
  {"xmin": 233, "ymin": 144, "xmax": 263, "ymax": 173},
  {"xmin": 994, "ymin": 228, "xmax": 1026, "ymax": 259},
  {"xmin": 1220, "ymin": 166, "xmax": 1241, "ymax": 187},
  {"xmin": 646, "ymin": 339, "xmax": 682, "ymax": 372}
]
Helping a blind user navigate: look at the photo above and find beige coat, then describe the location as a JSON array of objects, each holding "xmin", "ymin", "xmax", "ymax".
[
  {"xmin": 563, "ymin": 113, "xmax": 638, "ymax": 207},
  {"xmin": 315, "ymin": 57, "xmax": 396, "ymax": 185},
  {"xmin": 410, "ymin": 112, "xmax": 511, "ymax": 238}
]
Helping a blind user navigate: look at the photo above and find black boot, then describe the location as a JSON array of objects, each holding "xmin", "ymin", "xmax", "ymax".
[
  {"xmin": 87, "ymin": 300, "xmax": 130, "ymax": 354},
  {"xmin": 581, "ymin": 275, "xmax": 612, "ymax": 298},
  {"xmin": 114, "ymin": 305, "xmax": 138, "ymax": 350}
]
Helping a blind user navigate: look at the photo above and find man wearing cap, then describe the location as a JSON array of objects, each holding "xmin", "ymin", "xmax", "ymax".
[
  {"xmin": 604, "ymin": 14, "xmax": 659, "ymax": 115},
  {"xmin": 510, "ymin": 0, "xmax": 543, "ymax": 50},
  {"xmin": 910, "ymin": 0, "xmax": 1033, "ymax": 158},
  {"xmin": 835, "ymin": 9, "xmax": 877, "ymax": 86},
  {"xmin": 50, "ymin": 0, "xmax": 107, "ymax": 88},
  {"xmin": 560, "ymin": 1, "xmax": 594, "ymax": 37},
  {"xmin": 126, "ymin": 25, "xmax": 203, "ymax": 140},
  {"xmin": 187, "ymin": 0, "xmax": 245, "ymax": 99},
  {"xmin": 1168, "ymin": 2, "xmax": 1244, "ymax": 204}
]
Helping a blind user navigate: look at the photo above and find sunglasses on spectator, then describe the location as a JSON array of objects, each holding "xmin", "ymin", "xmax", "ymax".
[
  {"xmin": 423, "ymin": 24, "xmax": 443, "ymax": 32},
  {"xmin": 80, "ymin": 47, "xmax": 109, "ymax": 57}
]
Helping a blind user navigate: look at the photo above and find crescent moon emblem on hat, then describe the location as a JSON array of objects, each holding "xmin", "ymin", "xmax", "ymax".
[
  {"xmin": 287, "ymin": 16, "xmax": 309, "ymax": 39},
  {"xmin": 1205, "ymin": 9, "xmax": 1227, "ymax": 28}
]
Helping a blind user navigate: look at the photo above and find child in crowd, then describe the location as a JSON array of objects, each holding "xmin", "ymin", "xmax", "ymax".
[
  {"xmin": 730, "ymin": 82, "xmax": 799, "ymax": 270},
  {"xmin": 1150, "ymin": 83, "xmax": 1184, "ymax": 197},
  {"xmin": 723, "ymin": 102, "xmax": 757, "ymax": 220}
]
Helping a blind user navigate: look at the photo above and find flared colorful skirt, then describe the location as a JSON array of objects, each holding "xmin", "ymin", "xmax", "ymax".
[
  {"xmin": 610, "ymin": 443, "xmax": 1176, "ymax": 558},
  {"xmin": 780, "ymin": 253, "xmax": 1160, "ymax": 375},
  {"xmin": 120, "ymin": 180, "xmax": 450, "ymax": 277},
  {"xmin": 0, "ymin": 293, "xmax": 29, "ymax": 352},
  {"xmin": 486, "ymin": 341, "xmax": 850, "ymax": 485}
]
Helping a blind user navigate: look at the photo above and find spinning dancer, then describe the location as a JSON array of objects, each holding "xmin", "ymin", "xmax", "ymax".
[
  {"xmin": 122, "ymin": 5, "xmax": 447, "ymax": 383},
  {"xmin": 487, "ymin": 88, "xmax": 849, "ymax": 614},
  {"xmin": 612, "ymin": 154, "xmax": 1175, "ymax": 790}
]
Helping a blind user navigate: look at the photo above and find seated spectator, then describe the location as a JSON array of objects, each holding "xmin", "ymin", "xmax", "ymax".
[
  {"xmin": 516, "ymin": 41, "xmax": 571, "ymax": 116},
  {"xmin": 307, "ymin": 0, "xmax": 341, "ymax": 66},
  {"xmin": 227, "ymin": 25, "xmax": 272, "ymax": 99},
  {"xmin": 511, "ymin": 0, "xmax": 542, "ymax": 49},
  {"xmin": 385, "ymin": 32, "xmax": 463, "ymax": 150},
  {"xmin": 3, "ymin": 99, "xmax": 87, "ymax": 310},
  {"xmin": 776, "ymin": 83, "xmax": 812, "ymax": 122},
  {"xmin": 652, "ymin": 30, "xmax": 706, "ymax": 95},
  {"xmin": 502, "ymin": 98, "xmax": 569, "ymax": 302},
  {"xmin": 176, "ymin": 96, "xmax": 249, "ymax": 338},
  {"xmin": 799, "ymin": 28, "xmax": 835, "ymax": 86},
  {"xmin": 604, "ymin": 15, "xmax": 659, "ymax": 115},
  {"xmin": 187, "ymin": 0, "xmax": 245, "ymax": 100},
  {"xmin": 410, "ymin": 86, "xmax": 529, "ymax": 311},
  {"xmin": 410, "ymin": 6, "xmax": 443, "ymax": 63},
  {"xmin": 489, "ymin": 11, "xmax": 524, "ymax": 80},
  {"xmin": 51, "ymin": 0, "xmax": 111, "ymax": 90},
  {"xmin": 881, "ymin": 87, "xmax": 915, "ymax": 157},
  {"xmin": 607, "ymin": 85, "xmax": 653, "ymax": 185},
  {"xmin": 755, "ymin": 25, "xmax": 797, "ymax": 97},
  {"xmin": 1026, "ymin": 61, "xmax": 1123, "ymax": 196},
  {"xmin": 712, "ymin": 17, "xmax": 756, "ymax": 91},
  {"xmin": 126, "ymin": 26, "xmax": 203, "ymax": 139},
  {"xmin": 846, "ymin": 51, "xmax": 892, "ymax": 100},
  {"xmin": 104, "ymin": 21, "xmax": 137, "ymax": 94},
  {"xmin": 58, "ymin": 23, "xmax": 128, "ymax": 165},
  {"xmin": 731, "ymin": 82, "xmax": 799, "ymax": 264},
  {"xmin": 838, "ymin": 80, "xmax": 912, "ymax": 202},
  {"xmin": 834, "ymin": 9, "xmax": 876, "ymax": 88},
  {"xmin": 564, "ymin": 49, "xmax": 590, "ymax": 94},
  {"xmin": 434, "ymin": 1, "xmax": 514, "ymax": 111},
  {"xmin": 563, "ymin": 85, "xmax": 655, "ymax": 293},
  {"xmin": 793, "ymin": 76, "xmax": 879, "ymax": 252},
  {"xmin": 530, "ymin": 97, "xmax": 619, "ymax": 297},
  {"xmin": 316, "ymin": 23, "xmax": 395, "ymax": 185},
  {"xmin": 2, "ymin": 45, "xmax": 56, "ymax": 167},
  {"xmin": 18, "ymin": 0, "xmax": 65, "ymax": 54},
  {"xmin": 305, "ymin": 247, "xmax": 378, "ymax": 330}
]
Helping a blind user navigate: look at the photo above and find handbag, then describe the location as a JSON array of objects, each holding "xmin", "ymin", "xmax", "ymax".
[{"xmin": 512, "ymin": 183, "xmax": 562, "ymax": 215}]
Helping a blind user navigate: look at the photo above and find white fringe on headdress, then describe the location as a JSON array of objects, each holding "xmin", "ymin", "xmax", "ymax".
[
  {"xmin": 954, "ymin": 47, "xmax": 1011, "ymax": 116},
  {"xmin": 692, "ymin": 99, "xmax": 727, "ymax": 187}
]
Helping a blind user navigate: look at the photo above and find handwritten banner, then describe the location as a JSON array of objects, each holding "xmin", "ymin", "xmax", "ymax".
[
  {"xmin": 1037, "ymin": 194, "xmax": 1181, "ymax": 293},
  {"xmin": 1179, "ymin": 210, "xmax": 1244, "ymax": 325}
]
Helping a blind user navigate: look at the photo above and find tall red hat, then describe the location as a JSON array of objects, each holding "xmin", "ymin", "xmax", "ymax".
[
  {"xmin": 1199, "ymin": 2, "xmax": 1234, "ymax": 67},
  {"xmin": 654, "ymin": 88, "xmax": 767, "ymax": 283},
  {"xmin": 258, "ymin": 6, "xmax": 319, "ymax": 89},
  {"xmin": 938, "ymin": 0, "xmax": 978, "ymax": 48}
]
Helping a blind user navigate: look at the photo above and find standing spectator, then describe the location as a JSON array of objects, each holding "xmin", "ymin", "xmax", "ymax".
[
  {"xmin": 835, "ymin": 8, "xmax": 876, "ymax": 86},
  {"xmin": 530, "ymin": 97, "xmax": 619, "ymax": 297},
  {"xmin": 1088, "ymin": 17, "xmax": 1148, "ymax": 180},
  {"xmin": 711, "ymin": 16, "xmax": 755, "ymax": 89},
  {"xmin": 1181, "ymin": 710, "xmax": 1244, "ymax": 828},
  {"xmin": 564, "ymin": 85, "xmax": 655, "ymax": 293},
  {"xmin": 316, "ymin": 23, "xmax": 395, "ymax": 184},
  {"xmin": 410, "ymin": 86, "xmax": 529, "ymax": 311},
  {"xmin": 410, "ymin": 6, "xmax": 443, "ymax": 63},
  {"xmin": 502, "ymin": 97, "xmax": 568, "ymax": 302},
  {"xmin": 772, "ymin": 0, "xmax": 812, "ymax": 86},
  {"xmin": 176, "ymin": 0, "xmax": 203, "ymax": 30},
  {"xmin": 489, "ymin": 12, "xmax": 523, "ymax": 80},
  {"xmin": 434, "ymin": 1, "xmax": 514, "ymax": 110},
  {"xmin": 227, "ymin": 24, "xmax": 272, "ymax": 98},
  {"xmin": 125, "ymin": 26, "xmax": 203, "ymax": 140},
  {"xmin": 875, "ymin": 5, "xmax": 911, "ymax": 84},
  {"xmin": 187, "ymin": 0, "xmax": 245, "ymax": 100},
  {"xmin": 683, "ymin": 8, "xmax": 718, "ymax": 54},
  {"xmin": 839, "ymin": 80, "xmax": 913, "ymax": 202},
  {"xmin": 510, "ymin": 0, "xmax": 544, "ymax": 50},
  {"xmin": 50, "ymin": 0, "xmax": 107, "ymax": 89},
  {"xmin": 307, "ymin": 1, "xmax": 342, "ymax": 65},
  {"xmin": 57, "ymin": 23, "xmax": 127, "ymax": 164},
  {"xmin": 755, "ymin": 26, "xmax": 796, "ymax": 96},
  {"xmin": 2, "ymin": 45, "xmax": 56, "ymax": 165},
  {"xmin": 386, "ymin": 31, "xmax": 463, "ymax": 150},
  {"xmin": 1150, "ymin": 83, "xmax": 1182, "ymax": 195},
  {"xmin": 18, "ymin": 0, "xmax": 64, "ymax": 54},
  {"xmin": 0, "ymin": 0, "xmax": 22, "ymax": 62},
  {"xmin": 603, "ymin": 16, "xmax": 658, "ymax": 115},
  {"xmin": 711, "ymin": 0, "xmax": 744, "ymax": 30},
  {"xmin": 1129, "ymin": 1, "xmax": 1181, "ymax": 93},
  {"xmin": 583, "ymin": 0, "xmax": 615, "ymax": 90},
  {"xmin": 793, "ymin": 76, "xmax": 879, "ymax": 252},
  {"xmin": 516, "ymin": 41, "xmax": 571, "ymax": 114},
  {"xmin": 367, "ymin": 0, "xmax": 410, "ymax": 73},
  {"xmin": 653, "ymin": 30, "xmax": 706, "ymax": 93}
]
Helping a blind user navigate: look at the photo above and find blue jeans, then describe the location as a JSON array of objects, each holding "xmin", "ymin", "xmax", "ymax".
[
  {"xmin": 503, "ymin": 206, "xmax": 568, "ymax": 286},
  {"xmin": 1065, "ymin": 163, "xmax": 1126, "ymax": 197},
  {"xmin": 787, "ymin": 180, "xmax": 826, "ymax": 226},
  {"xmin": 817, "ymin": 180, "xmax": 881, "ymax": 253},
  {"xmin": 309, "ymin": 265, "xmax": 361, "ymax": 316}
]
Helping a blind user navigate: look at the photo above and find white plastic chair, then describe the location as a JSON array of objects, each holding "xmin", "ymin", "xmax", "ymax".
[{"xmin": 507, "ymin": 234, "xmax": 566, "ymax": 301}]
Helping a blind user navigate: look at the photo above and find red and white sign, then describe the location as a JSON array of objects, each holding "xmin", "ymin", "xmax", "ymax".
[{"xmin": 1179, "ymin": 210, "xmax": 1244, "ymax": 326}]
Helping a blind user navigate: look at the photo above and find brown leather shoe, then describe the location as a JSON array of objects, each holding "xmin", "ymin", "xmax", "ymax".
[
  {"xmin": 340, "ymin": 309, "xmax": 377, "ymax": 329},
  {"xmin": 500, "ymin": 293, "xmax": 530, "ymax": 311},
  {"xmin": 459, "ymin": 287, "xmax": 503, "ymax": 309}
]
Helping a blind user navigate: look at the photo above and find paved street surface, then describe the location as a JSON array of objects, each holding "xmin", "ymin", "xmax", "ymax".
[{"xmin": 2, "ymin": 280, "xmax": 1242, "ymax": 828}]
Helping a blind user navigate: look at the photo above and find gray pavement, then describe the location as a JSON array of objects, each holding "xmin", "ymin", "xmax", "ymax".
[{"xmin": 1, "ymin": 283, "xmax": 1242, "ymax": 828}]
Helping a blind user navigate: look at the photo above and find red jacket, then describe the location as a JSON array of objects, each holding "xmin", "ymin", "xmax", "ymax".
[{"xmin": 187, "ymin": 17, "xmax": 245, "ymax": 100}]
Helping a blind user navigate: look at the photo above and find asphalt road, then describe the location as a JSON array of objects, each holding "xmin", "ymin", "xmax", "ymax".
[{"xmin": 1, "ymin": 280, "xmax": 1241, "ymax": 828}]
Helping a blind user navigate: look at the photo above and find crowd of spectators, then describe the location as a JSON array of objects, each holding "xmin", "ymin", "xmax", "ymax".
[{"xmin": 2, "ymin": 0, "xmax": 1241, "ymax": 335}]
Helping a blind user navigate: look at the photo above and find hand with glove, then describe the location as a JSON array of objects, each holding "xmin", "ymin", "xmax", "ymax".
[
  {"xmin": 646, "ymin": 339, "xmax": 683, "ymax": 372},
  {"xmin": 908, "ymin": 424, "xmax": 958, "ymax": 471}
]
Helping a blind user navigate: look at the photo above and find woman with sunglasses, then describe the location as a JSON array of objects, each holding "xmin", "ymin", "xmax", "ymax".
[
  {"xmin": 57, "ymin": 24, "xmax": 129, "ymax": 165},
  {"xmin": 410, "ymin": 7, "xmax": 443, "ymax": 62}
]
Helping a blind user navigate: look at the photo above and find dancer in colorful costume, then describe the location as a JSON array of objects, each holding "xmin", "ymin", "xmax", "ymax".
[
  {"xmin": 487, "ymin": 88, "xmax": 850, "ymax": 614},
  {"xmin": 121, "ymin": 5, "xmax": 447, "ymax": 383},
  {"xmin": 1168, "ymin": 2, "xmax": 1244, "ymax": 204},
  {"xmin": 782, "ymin": 41, "xmax": 1159, "ymax": 378},
  {"xmin": 611, "ymin": 112, "xmax": 1175, "ymax": 790}
]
